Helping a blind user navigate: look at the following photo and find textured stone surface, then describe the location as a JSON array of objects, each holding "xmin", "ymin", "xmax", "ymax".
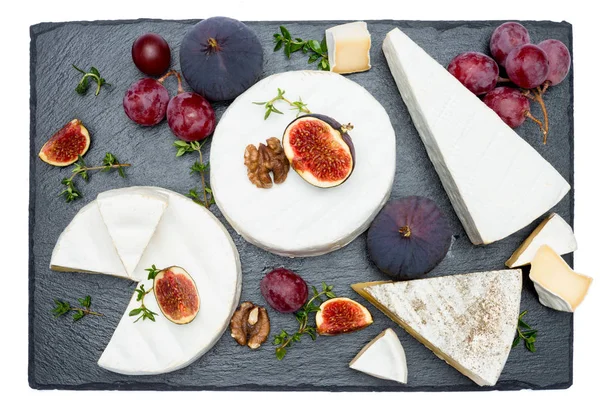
[{"xmin": 29, "ymin": 19, "xmax": 574, "ymax": 391}]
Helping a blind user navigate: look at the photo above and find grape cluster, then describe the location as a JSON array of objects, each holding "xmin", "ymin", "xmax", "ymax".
[
  {"xmin": 123, "ymin": 33, "xmax": 216, "ymax": 142},
  {"xmin": 448, "ymin": 22, "xmax": 571, "ymax": 143}
]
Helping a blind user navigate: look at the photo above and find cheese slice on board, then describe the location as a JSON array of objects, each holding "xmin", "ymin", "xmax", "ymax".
[
  {"xmin": 530, "ymin": 245, "xmax": 592, "ymax": 312},
  {"xmin": 50, "ymin": 201, "xmax": 129, "ymax": 279},
  {"xmin": 98, "ymin": 188, "xmax": 241, "ymax": 375},
  {"xmin": 325, "ymin": 21, "xmax": 371, "ymax": 74},
  {"xmin": 382, "ymin": 28, "xmax": 570, "ymax": 245},
  {"xmin": 349, "ymin": 328, "xmax": 407, "ymax": 384},
  {"xmin": 97, "ymin": 188, "xmax": 168, "ymax": 280},
  {"xmin": 352, "ymin": 269, "xmax": 522, "ymax": 386},
  {"xmin": 506, "ymin": 213, "xmax": 576, "ymax": 268}
]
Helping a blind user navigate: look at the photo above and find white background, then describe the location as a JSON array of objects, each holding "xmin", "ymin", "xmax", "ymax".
[{"xmin": 1, "ymin": 0, "xmax": 598, "ymax": 403}]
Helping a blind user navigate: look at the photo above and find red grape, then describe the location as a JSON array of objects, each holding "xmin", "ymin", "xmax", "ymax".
[
  {"xmin": 260, "ymin": 268, "xmax": 308, "ymax": 313},
  {"xmin": 538, "ymin": 39, "xmax": 571, "ymax": 86},
  {"xmin": 132, "ymin": 33, "xmax": 171, "ymax": 76},
  {"xmin": 505, "ymin": 44, "xmax": 549, "ymax": 89},
  {"xmin": 490, "ymin": 22, "xmax": 530, "ymax": 66},
  {"xmin": 448, "ymin": 52, "xmax": 499, "ymax": 95},
  {"xmin": 167, "ymin": 92, "xmax": 216, "ymax": 142},
  {"xmin": 123, "ymin": 78, "xmax": 169, "ymax": 126},
  {"xmin": 483, "ymin": 87, "xmax": 530, "ymax": 128}
]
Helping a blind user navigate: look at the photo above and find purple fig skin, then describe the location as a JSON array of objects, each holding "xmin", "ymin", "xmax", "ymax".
[
  {"xmin": 367, "ymin": 196, "xmax": 452, "ymax": 280},
  {"xmin": 260, "ymin": 268, "xmax": 309, "ymax": 313}
]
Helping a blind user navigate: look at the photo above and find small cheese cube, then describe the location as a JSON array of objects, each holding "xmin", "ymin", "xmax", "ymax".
[
  {"xmin": 530, "ymin": 245, "xmax": 592, "ymax": 312},
  {"xmin": 325, "ymin": 21, "xmax": 371, "ymax": 74}
]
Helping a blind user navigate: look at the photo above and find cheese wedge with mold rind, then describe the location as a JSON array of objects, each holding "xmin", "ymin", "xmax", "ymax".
[
  {"xmin": 352, "ymin": 269, "xmax": 522, "ymax": 386},
  {"xmin": 349, "ymin": 328, "xmax": 407, "ymax": 384},
  {"xmin": 382, "ymin": 28, "xmax": 570, "ymax": 245},
  {"xmin": 97, "ymin": 188, "xmax": 168, "ymax": 280},
  {"xmin": 325, "ymin": 21, "xmax": 372, "ymax": 74},
  {"xmin": 506, "ymin": 213, "xmax": 576, "ymax": 268},
  {"xmin": 530, "ymin": 245, "xmax": 592, "ymax": 312}
]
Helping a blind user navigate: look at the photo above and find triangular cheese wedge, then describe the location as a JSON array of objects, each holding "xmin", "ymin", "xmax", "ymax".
[
  {"xmin": 352, "ymin": 269, "xmax": 522, "ymax": 386},
  {"xmin": 97, "ymin": 188, "xmax": 168, "ymax": 279},
  {"xmin": 350, "ymin": 328, "xmax": 407, "ymax": 383},
  {"xmin": 506, "ymin": 213, "xmax": 576, "ymax": 268},
  {"xmin": 50, "ymin": 201, "xmax": 129, "ymax": 279},
  {"xmin": 382, "ymin": 28, "xmax": 570, "ymax": 245}
]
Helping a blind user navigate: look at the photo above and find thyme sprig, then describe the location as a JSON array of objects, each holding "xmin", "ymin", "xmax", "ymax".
[
  {"xmin": 273, "ymin": 282, "xmax": 335, "ymax": 360},
  {"xmin": 72, "ymin": 64, "xmax": 110, "ymax": 96},
  {"xmin": 128, "ymin": 265, "xmax": 162, "ymax": 323},
  {"xmin": 253, "ymin": 88, "xmax": 311, "ymax": 120},
  {"xmin": 174, "ymin": 140, "xmax": 214, "ymax": 208},
  {"xmin": 60, "ymin": 153, "xmax": 130, "ymax": 202},
  {"xmin": 52, "ymin": 295, "xmax": 103, "ymax": 322},
  {"xmin": 273, "ymin": 26, "xmax": 330, "ymax": 71},
  {"xmin": 512, "ymin": 310, "xmax": 538, "ymax": 352}
]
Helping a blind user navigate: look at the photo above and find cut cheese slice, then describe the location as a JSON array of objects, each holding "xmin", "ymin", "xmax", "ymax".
[
  {"xmin": 382, "ymin": 28, "xmax": 570, "ymax": 245},
  {"xmin": 530, "ymin": 245, "xmax": 592, "ymax": 312},
  {"xmin": 350, "ymin": 328, "xmax": 407, "ymax": 384},
  {"xmin": 97, "ymin": 188, "xmax": 168, "ymax": 280},
  {"xmin": 325, "ymin": 21, "xmax": 371, "ymax": 74},
  {"xmin": 98, "ymin": 188, "xmax": 241, "ymax": 375},
  {"xmin": 352, "ymin": 269, "xmax": 522, "ymax": 386},
  {"xmin": 50, "ymin": 201, "xmax": 129, "ymax": 279},
  {"xmin": 506, "ymin": 213, "xmax": 576, "ymax": 268}
]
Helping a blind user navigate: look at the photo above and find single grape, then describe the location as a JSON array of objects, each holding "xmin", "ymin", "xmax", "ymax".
[
  {"xmin": 538, "ymin": 39, "xmax": 571, "ymax": 86},
  {"xmin": 260, "ymin": 268, "xmax": 308, "ymax": 313},
  {"xmin": 123, "ymin": 78, "xmax": 169, "ymax": 126},
  {"xmin": 505, "ymin": 44, "xmax": 550, "ymax": 89},
  {"xmin": 490, "ymin": 22, "xmax": 530, "ymax": 67},
  {"xmin": 448, "ymin": 52, "xmax": 499, "ymax": 95},
  {"xmin": 132, "ymin": 33, "xmax": 171, "ymax": 76},
  {"xmin": 167, "ymin": 92, "xmax": 216, "ymax": 142},
  {"xmin": 483, "ymin": 87, "xmax": 531, "ymax": 128}
]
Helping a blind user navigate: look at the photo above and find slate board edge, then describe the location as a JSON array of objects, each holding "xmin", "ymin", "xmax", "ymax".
[{"xmin": 28, "ymin": 19, "xmax": 574, "ymax": 391}]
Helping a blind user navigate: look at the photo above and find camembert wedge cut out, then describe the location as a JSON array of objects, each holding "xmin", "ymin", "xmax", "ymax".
[
  {"xmin": 506, "ymin": 213, "xmax": 576, "ymax": 268},
  {"xmin": 349, "ymin": 328, "xmax": 407, "ymax": 384},
  {"xmin": 382, "ymin": 28, "xmax": 570, "ymax": 245},
  {"xmin": 352, "ymin": 269, "xmax": 522, "ymax": 386}
]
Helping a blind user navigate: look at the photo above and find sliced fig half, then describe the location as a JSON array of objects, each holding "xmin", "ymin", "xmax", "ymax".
[
  {"xmin": 153, "ymin": 266, "xmax": 200, "ymax": 325},
  {"xmin": 316, "ymin": 297, "xmax": 373, "ymax": 336},
  {"xmin": 39, "ymin": 119, "xmax": 91, "ymax": 166},
  {"xmin": 282, "ymin": 114, "xmax": 355, "ymax": 188}
]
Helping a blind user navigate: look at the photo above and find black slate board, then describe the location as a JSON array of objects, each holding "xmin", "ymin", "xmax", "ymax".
[{"xmin": 29, "ymin": 19, "xmax": 574, "ymax": 391}]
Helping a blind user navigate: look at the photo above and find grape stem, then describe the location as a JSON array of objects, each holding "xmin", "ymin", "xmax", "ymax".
[
  {"xmin": 497, "ymin": 76, "xmax": 512, "ymax": 83},
  {"xmin": 158, "ymin": 70, "xmax": 185, "ymax": 94},
  {"xmin": 533, "ymin": 87, "xmax": 550, "ymax": 144},
  {"xmin": 524, "ymin": 111, "xmax": 546, "ymax": 137}
]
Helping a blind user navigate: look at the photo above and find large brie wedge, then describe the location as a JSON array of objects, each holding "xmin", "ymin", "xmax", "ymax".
[
  {"xmin": 506, "ymin": 213, "xmax": 576, "ymax": 268},
  {"xmin": 352, "ymin": 269, "xmax": 522, "ymax": 386},
  {"xmin": 382, "ymin": 28, "xmax": 570, "ymax": 245},
  {"xmin": 50, "ymin": 201, "xmax": 129, "ymax": 279},
  {"xmin": 349, "ymin": 328, "xmax": 407, "ymax": 384},
  {"xmin": 97, "ymin": 188, "xmax": 168, "ymax": 279}
]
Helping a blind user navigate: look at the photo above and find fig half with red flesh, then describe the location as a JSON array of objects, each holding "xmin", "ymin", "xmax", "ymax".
[
  {"xmin": 316, "ymin": 297, "xmax": 373, "ymax": 336},
  {"xmin": 282, "ymin": 114, "xmax": 355, "ymax": 188},
  {"xmin": 153, "ymin": 266, "xmax": 200, "ymax": 325},
  {"xmin": 39, "ymin": 119, "xmax": 90, "ymax": 167},
  {"xmin": 367, "ymin": 196, "xmax": 452, "ymax": 280}
]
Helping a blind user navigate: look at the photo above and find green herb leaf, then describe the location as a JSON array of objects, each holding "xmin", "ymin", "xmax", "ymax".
[
  {"xmin": 513, "ymin": 310, "xmax": 538, "ymax": 353},
  {"xmin": 72, "ymin": 310, "xmax": 85, "ymax": 321},
  {"xmin": 273, "ymin": 27, "xmax": 330, "ymax": 71},
  {"xmin": 52, "ymin": 296, "xmax": 102, "ymax": 321},
  {"xmin": 308, "ymin": 40, "xmax": 322, "ymax": 54},
  {"xmin": 129, "ymin": 308, "xmax": 143, "ymax": 316},
  {"xmin": 72, "ymin": 64, "xmax": 109, "ymax": 96},
  {"xmin": 280, "ymin": 25, "xmax": 291, "ymax": 40},
  {"xmin": 146, "ymin": 265, "xmax": 161, "ymax": 280}
]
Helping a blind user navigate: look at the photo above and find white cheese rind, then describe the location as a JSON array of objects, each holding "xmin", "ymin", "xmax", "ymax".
[
  {"xmin": 506, "ymin": 213, "xmax": 576, "ymax": 268},
  {"xmin": 356, "ymin": 269, "xmax": 522, "ymax": 386},
  {"xmin": 210, "ymin": 71, "xmax": 396, "ymax": 257},
  {"xmin": 349, "ymin": 328, "xmax": 408, "ymax": 383},
  {"xmin": 50, "ymin": 201, "xmax": 129, "ymax": 279},
  {"xmin": 382, "ymin": 28, "xmax": 570, "ymax": 245},
  {"xmin": 97, "ymin": 188, "xmax": 168, "ymax": 280},
  {"xmin": 97, "ymin": 187, "xmax": 242, "ymax": 375},
  {"xmin": 325, "ymin": 21, "xmax": 371, "ymax": 74}
]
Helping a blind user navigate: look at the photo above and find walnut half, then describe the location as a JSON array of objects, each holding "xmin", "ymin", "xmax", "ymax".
[
  {"xmin": 244, "ymin": 137, "xmax": 290, "ymax": 188},
  {"xmin": 230, "ymin": 302, "xmax": 270, "ymax": 350}
]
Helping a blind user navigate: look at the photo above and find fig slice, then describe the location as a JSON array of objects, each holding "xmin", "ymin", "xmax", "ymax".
[
  {"xmin": 153, "ymin": 266, "xmax": 200, "ymax": 325},
  {"xmin": 282, "ymin": 114, "xmax": 355, "ymax": 188},
  {"xmin": 39, "ymin": 119, "xmax": 91, "ymax": 167},
  {"xmin": 316, "ymin": 297, "xmax": 373, "ymax": 336}
]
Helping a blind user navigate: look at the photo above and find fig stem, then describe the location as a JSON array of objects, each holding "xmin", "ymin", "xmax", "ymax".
[
  {"xmin": 533, "ymin": 87, "xmax": 550, "ymax": 144},
  {"xmin": 340, "ymin": 123, "xmax": 354, "ymax": 134},
  {"xmin": 399, "ymin": 226, "xmax": 412, "ymax": 238}
]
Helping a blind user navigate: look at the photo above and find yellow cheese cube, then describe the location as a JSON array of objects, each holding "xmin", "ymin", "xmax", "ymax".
[{"xmin": 325, "ymin": 21, "xmax": 371, "ymax": 74}]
